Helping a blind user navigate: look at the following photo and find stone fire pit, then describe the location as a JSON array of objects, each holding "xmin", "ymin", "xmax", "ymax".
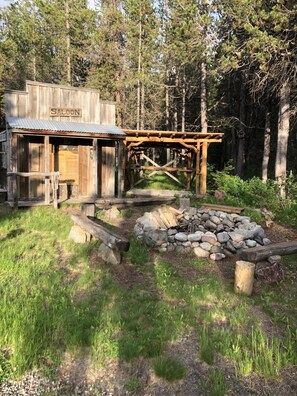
[{"xmin": 134, "ymin": 206, "xmax": 272, "ymax": 261}]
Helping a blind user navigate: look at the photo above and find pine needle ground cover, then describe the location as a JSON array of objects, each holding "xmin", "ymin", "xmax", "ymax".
[{"xmin": 0, "ymin": 205, "xmax": 296, "ymax": 395}]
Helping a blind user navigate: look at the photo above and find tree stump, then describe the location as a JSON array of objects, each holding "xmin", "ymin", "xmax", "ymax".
[{"xmin": 234, "ymin": 260, "xmax": 255, "ymax": 296}]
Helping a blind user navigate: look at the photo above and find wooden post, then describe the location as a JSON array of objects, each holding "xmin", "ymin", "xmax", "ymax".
[
  {"xmin": 52, "ymin": 172, "xmax": 59, "ymax": 209},
  {"xmin": 186, "ymin": 151, "xmax": 192, "ymax": 191},
  {"xmin": 7, "ymin": 131, "xmax": 18, "ymax": 202},
  {"xmin": 44, "ymin": 136, "xmax": 50, "ymax": 205},
  {"xmin": 200, "ymin": 141, "xmax": 208, "ymax": 195},
  {"xmin": 195, "ymin": 142, "xmax": 201, "ymax": 196},
  {"xmin": 92, "ymin": 138, "xmax": 98, "ymax": 198},
  {"xmin": 117, "ymin": 140, "xmax": 123, "ymax": 198},
  {"xmin": 234, "ymin": 261, "xmax": 255, "ymax": 296},
  {"xmin": 130, "ymin": 152, "xmax": 135, "ymax": 189},
  {"xmin": 121, "ymin": 141, "xmax": 127, "ymax": 193},
  {"xmin": 12, "ymin": 173, "xmax": 18, "ymax": 210}
]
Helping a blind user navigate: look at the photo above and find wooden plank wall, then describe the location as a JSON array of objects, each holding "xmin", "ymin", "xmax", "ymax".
[
  {"xmin": 5, "ymin": 91, "xmax": 28, "ymax": 118},
  {"xmin": 100, "ymin": 145, "xmax": 115, "ymax": 197},
  {"xmin": 5, "ymin": 81, "xmax": 116, "ymax": 125},
  {"xmin": 100, "ymin": 101, "xmax": 116, "ymax": 125}
]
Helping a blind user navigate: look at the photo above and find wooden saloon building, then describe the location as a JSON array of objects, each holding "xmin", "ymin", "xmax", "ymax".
[
  {"xmin": 1, "ymin": 80, "xmax": 223, "ymax": 207},
  {"xmin": 2, "ymin": 81, "xmax": 125, "ymax": 205}
]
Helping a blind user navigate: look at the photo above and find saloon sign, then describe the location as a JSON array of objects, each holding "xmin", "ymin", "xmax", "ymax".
[{"xmin": 50, "ymin": 107, "xmax": 82, "ymax": 117}]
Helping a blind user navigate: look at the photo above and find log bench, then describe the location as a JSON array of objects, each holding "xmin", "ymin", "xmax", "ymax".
[
  {"xmin": 71, "ymin": 213, "xmax": 130, "ymax": 251},
  {"xmin": 235, "ymin": 240, "xmax": 297, "ymax": 295},
  {"xmin": 238, "ymin": 240, "xmax": 297, "ymax": 262},
  {"xmin": 70, "ymin": 213, "xmax": 130, "ymax": 265}
]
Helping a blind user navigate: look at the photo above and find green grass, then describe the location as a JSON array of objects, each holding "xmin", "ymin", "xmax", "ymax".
[
  {"xmin": 153, "ymin": 355, "xmax": 185, "ymax": 381},
  {"xmin": 135, "ymin": 172, "xmax": 184, "ymax": 190},
  {"xmin": 124, "ymin": 236, "xmax": 150, "ymax": 267},
  {"xmin": 0, "ymin": 204, "xmax": 296, "ymax": 390},
  {"xmin": 201, "ymin": 368, "xmax": 229, "ymax": 396},
  {"xmin": 125, "ymin": 378, "xmax": 142, "ymax": 392}
]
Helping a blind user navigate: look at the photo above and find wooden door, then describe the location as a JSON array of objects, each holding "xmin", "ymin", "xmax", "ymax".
[
  {"xmin": 79, "ymin": 145, "xmax": 93, "ymax": 197},
  {"xmin": 29, "ymin": 142, "xmax": 45, "ymax": 199}
]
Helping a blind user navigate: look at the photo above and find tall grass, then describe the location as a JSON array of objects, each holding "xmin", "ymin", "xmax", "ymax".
[{"xmin": 0, "ymin": 205, "xmax": 296, "ymax": 387}]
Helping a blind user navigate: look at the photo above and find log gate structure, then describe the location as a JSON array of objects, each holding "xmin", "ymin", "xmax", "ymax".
[
  {"xmin": 0, "ymin": 80, "xmax": 224, "ymax": 207},
  {"xmin": 123, "ymin": 129, "xmax": 223, "ymax": 196}
]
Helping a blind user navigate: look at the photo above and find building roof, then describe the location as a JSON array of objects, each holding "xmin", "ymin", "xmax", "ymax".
[{"xmin": 6, "ymin": 117, "xmax": 125, "ymax": 137}]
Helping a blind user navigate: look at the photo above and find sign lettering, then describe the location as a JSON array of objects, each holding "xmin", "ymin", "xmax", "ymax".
[{"xmin": 50, "ymin": 107, "xmax": 82, "ymax": 117}]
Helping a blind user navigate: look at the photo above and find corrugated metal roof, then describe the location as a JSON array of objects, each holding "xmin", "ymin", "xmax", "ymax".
[{"xmin": 6, "ymin": 117, "xmax": 126, "ymax": 136}]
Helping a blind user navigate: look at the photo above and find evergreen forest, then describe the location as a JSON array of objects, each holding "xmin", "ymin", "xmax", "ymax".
[{"xmin": 0, "ymin": 0, "xmax": 296, "ymax": 191}]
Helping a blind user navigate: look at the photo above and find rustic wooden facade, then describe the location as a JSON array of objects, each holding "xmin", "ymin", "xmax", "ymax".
[{"xmin": 3, "ymin": 81, "xmax": 125, "ymax": 205}]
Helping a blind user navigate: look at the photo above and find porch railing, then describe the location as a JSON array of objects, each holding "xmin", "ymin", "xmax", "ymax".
[{"xmin": 7, "ymin": 171, "xmax": 60, "ymax": 210}]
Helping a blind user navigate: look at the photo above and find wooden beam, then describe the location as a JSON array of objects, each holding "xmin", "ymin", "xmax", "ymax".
[
  {"xmin": 125, "ymin": 136, "xmax": 222, "ymax": 144},
  {"xmin": 92, "ymin": 138, "xmax": 98, "ymax": 198},
  {"xmin": 71, "ymin": 213, "xmax": 130, "ymax": 252},
  {"xmin": 186, "ymin": 151, "xmax": 192, "ymax": 191},
  {"xmin": 123, "ymin": 128, "xmax": 224, "ymax": 138},
  {"xmin": 199, "ymin": 141, "xmax": 208, "ymax": 195},
  {"xmin": 144, "ymin": 158, "xmax": 175, "ymax": 178},
  {"xmin": 131, "ymin": 166, "xmax": 193, "ymax": 172},
  {"xmin": 195, "ymin": 142, "xmax": 201, "ymax": 196},
  {"xmin": 141, "ymin": 153, "xmax": 182, "ymax": 185},
  {"xmin": 200, "ymin": 203, "xmax": 243, "ymax": 213},
  {"xmin": 44, "ymin": 136, "xmax": 50, "ymax": 205},
  {"xmin": 7, "ymin": 171, "xmax": 58, "ymax": 177},
  {"xmin": 238, "ymin": 241, "xmax": 297, "ymax": 262},
  {"xmin": 117, "ymin": 140, "xmax": 123, "ymax": 198}
]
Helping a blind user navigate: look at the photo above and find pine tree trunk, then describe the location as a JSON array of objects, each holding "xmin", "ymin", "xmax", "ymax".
[
  {"xmin": 201, "ymin": 60, "xmax": 207, "ymax": 134},
  {"xmin": 165, "ymin": 70, "xmax": 170, "ymax": 131},
  {"xmin": 236, "ymin": 80, "xmax": 246, "ymax": 177},
  {"xmin": 174, "ymin": 71, "xmax": 178, "ymax": 131},
  {"xmin": 275, "ymin": 81, "xmax": 290, "ymax": 198},
  {"xmin": 182, "ymin": 71, "xmax": 186, "ymax": 132},
  {"xmin": 262, "ymin": 107, "xmax": 271, "ymax": 182},
  {"xmin": 65, "ymin": 1, "xmax": 71, "ymax": 86},
  {"xmin": 166, "ymin": 70, "xmax": 170, "ymax": 162},
  {"xmin": 141, "ymin": 67, "xmax": 145, "ymax": 130},
  {"xmin": 136, "ymin": 20, "xmax": 142, "ymax": 130}
]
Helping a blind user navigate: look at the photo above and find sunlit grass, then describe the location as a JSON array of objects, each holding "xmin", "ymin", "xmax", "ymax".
[{"xmin": 0, "ymin": 204, "xmax": 296, "ymax": 387}]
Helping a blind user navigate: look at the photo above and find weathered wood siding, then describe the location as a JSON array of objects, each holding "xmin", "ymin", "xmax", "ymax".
[
  {"xmin": 100, "ymin": 101, "xmax": 116, "ymax": 125},
  {"xmin": 5, "ymin": 81, "xmax": 116, "ymax": 124},
  {"xmin": 100, "ymin": 144, "xmax": 115, "ymax": 197},
  {"xmin": 5, "ymin": 91, "xmax": 28, "ymax": 118}
]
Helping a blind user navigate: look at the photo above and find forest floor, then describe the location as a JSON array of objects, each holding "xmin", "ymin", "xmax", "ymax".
[{"xmin": 0, "ymin": 203, "xmax": 297, "ymax": 395}]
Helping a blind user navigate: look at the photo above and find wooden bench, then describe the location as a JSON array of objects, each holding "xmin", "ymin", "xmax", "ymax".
[
  {"xmin": 71, "ymin": 213, "xmax": 130, "ymax": 252},
  {"xmin": 238, "ymin": 240, "xmax": 297, "ymax": 262}
]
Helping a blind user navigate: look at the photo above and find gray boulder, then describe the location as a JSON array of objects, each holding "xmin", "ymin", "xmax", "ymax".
[
  {"xmin": 193, "ymin": 247, "xmax": 210, "ymax": 258},
  {"xmin": 98, "ymin": 244, "xmax": 121, "ymax": 265},
  {"xmin": 144, "ymin": 229, "xmax": 168, "ymax": 247}
]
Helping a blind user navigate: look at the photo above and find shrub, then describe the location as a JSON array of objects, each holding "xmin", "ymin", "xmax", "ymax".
[{"xmin": 211, "ymin": 166, "xmax": 278, "ymax": 209}]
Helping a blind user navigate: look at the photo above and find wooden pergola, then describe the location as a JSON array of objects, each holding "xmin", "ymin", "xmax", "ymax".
[{"xmin": 123, "ymin": 129, "xmax": 224, "ymax": 196}]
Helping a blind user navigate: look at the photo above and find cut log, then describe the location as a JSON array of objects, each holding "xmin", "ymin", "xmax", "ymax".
[
  {"xmin": 71, "ymin": 214, "xmax": 130, "ymax": 252},
  {"xmin": 238, "ymin": 240, "xmax": 297, "ymax": 262},
  {"xmin": 200, "ymin": 203, "xmax": 244, "ymax": 214},
  {"xmin": 234, "ymin": 261, "xmax": 255, "ymax": 296}
]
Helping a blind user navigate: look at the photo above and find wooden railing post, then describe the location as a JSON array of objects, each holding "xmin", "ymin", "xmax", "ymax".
[
  {"xmin": 52, "ymin": 172, "xmax": 59, "ymax": 209},
  {"xmin": 12, "ymin": 174, "xmax": 18, "ymax": 211}
]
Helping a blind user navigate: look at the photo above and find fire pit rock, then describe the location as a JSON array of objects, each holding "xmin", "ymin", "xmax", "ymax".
[{"xmin": 134, "ymin": 206, "xmax": 271, "ymax": 261}]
